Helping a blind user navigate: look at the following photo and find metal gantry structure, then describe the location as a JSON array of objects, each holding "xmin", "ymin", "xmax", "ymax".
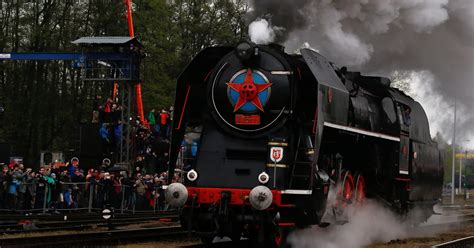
[{"xmin": 0, "ymin": 36, "xmax": 144, "ymax": 166}]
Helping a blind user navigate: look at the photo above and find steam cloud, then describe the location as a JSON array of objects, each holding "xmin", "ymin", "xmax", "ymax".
[
  {"xmin": 288, "ymin": 201, "xmax": 406, "ymax": 248},
  {"xmin": 288, "ymin": 185, "xmax": 460, "ymax": 248},
  {"xmin": 248, "ymin": 0, "xmax": 474, "ymax": 148},
  {"xmin": 286, "ymin": 184, "xmax": 407, "ymax": 248},
  {"xmin": 248, "ymin": 18, "xmax": 284, "ymax": 45}
]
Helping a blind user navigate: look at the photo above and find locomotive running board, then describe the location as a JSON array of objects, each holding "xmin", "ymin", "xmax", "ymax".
[
  {"xmin": 163, "ymin": 185, "xmax": 312, "ymax": 195},
  {"xmin": 323, "ymin": 122, "xmax": 400, "ymax": 142},
  {"xmin": 280, "ymin": 190, "xmax": 312, "ymax": 195}
]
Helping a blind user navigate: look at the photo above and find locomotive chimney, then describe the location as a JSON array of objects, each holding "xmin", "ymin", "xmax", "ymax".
[{"xmin": 235, "ymin": 41, "xmax": 257, "ymax": 62}]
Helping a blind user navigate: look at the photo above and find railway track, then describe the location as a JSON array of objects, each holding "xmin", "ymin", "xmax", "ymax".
[
  {"xmin": 0, "ymin": 210, "xmax": 177, "ymax": 221},
  {"xmin": 0, "ymin": 216, "xmax": 178, "ymax": 234},
  {"xmin": 0, "ymin": 214, "xmax": 178, "ymax": 229},
  {"xmin": 0, "ymin": 212, "xmax": 179, "ymax": 235},
  {"xmin": 0, "ymin": 225, "xmax": 187, "ymax": 247},
  {"xmin": 432, "ymin": 236, "xmax": 474, "ymax": 247},
  {"xmin": 437, "ymin": 205, "xmax": 474, "ymax": 211},
  {"xmin": 412, "ymin": 215, "xmax": 474, "ymax": 236},
  {"xmin": 2, "ymin": 211, "xmax": 473, "ymax": 247},
  {"xmin": 179, "ymin": 214, "xmax": 474, "ymax": 248}
]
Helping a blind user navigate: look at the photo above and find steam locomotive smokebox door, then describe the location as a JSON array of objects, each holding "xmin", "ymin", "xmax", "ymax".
[{"xmin": 267, "ymin": 138, "xmax": 288, "ymax": 189}]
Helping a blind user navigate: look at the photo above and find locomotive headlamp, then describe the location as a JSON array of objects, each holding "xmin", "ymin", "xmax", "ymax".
[
  {"xmin": 235, "ymin": 42, "xmax": 256, "ymax": 61},
  {"xmin": 249, "ymin": 185, "xmax": 273, "ymax": 210},
  {"xmin": 187, "ymin": 169, "xmax": 198, "ymax": 182},
  {"xmin": 165, "ymin": 183, "xmax": 189, "ymax": 207},
  {"xmin": 258, "ymin": 172, "xmax": 270, "ymax": 184}
]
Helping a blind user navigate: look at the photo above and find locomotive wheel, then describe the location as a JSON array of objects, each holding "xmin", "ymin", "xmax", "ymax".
[
  {"xmin": 275, "ymin": 231, "xmax": 282, "ymax": 247},
  {"xmin": 341, "ymin": 171, "xmax": 355, "ymax": 203},
  {"xmin": 332, "ymin": 170, "xmax": 355, "ymax": 222},
  {"xmin": 354, "ymin": 173, "xmax": 366, "ymax": 204},
  {"xmin": 275, "ymin": 226, "xmax": 293, "ymax": 248}
]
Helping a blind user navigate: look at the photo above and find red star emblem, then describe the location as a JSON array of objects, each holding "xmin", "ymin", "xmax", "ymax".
[{"xmin": 226, "ymin": 69, "xmax": 272, "ymax": 113}]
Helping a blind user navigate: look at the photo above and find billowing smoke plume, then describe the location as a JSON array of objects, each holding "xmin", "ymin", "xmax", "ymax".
[
  {"xmin": 247, "ymin": 0, "xmax": 310, "ymax": 42},
  {"xmin": 248, "ymin": 19, "xmax": 284, "ymax": 45},
  {"xmin": 248, "ymin": 0, "xmax": 474, "ymax": 148}
]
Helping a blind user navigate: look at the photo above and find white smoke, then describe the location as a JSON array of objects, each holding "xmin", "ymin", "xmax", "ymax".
[
  {"xmin": 248, "ymin": 18, "xmax": 284, "ymax": 45},
  {"xmin": 250, "ymin": 0, "xmax": 474, "ymax": 148},
  {"xmin": 288, "ymin": 201, "xmax": 406, "ymax": 248},
  {"xmin": 287, "ymin": 184, "xmax": 408, "ymax": 248},
  {"xmin": 301, "ymin": 42, "xmax": 319, "ymax": 53},
  {"xmin": 306, "ymin": 1, "xmax": 375, "ymax": 65},
  {"xmin": 287, "ymin": 199, "xmax": 463, "ymax": 248},
  {"xmin": 286, "ymin": 182, "xmax": 465, "ymax": 248},
  {"xmin": 391, "ymin": 70, "xmax": 473, "ymax": 148},
  {"xmin": 283, "ymin": 0, "xmax": 451, "ymax": 66}
]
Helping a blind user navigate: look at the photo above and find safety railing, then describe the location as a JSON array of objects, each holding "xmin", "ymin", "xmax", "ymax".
[{"xmin": 0, "ymin": 180, "xmax": 169, "ymax": 214}]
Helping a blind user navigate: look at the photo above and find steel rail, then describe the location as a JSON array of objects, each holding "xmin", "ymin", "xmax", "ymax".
[
  {"xmin": 410, "ymin": 217, "xmax": 474, "ymax": 237},
  {"xmin": 0, "ymin": 215, "xmax": 178, "ymax": 232},
  {"xmin": 0, "ymin": 210, "xmax": 177, "ymax": 221},
  {"xmin": 0, "ymin": 226, "xmax": 187, "ymax": 247},
  {"xmin": 432, "ymin": 236, "xmax": 474, "ymax": 247},
  {"xmin": 1, "ymin": 224, "xmax": 91, "ymax": 235}
]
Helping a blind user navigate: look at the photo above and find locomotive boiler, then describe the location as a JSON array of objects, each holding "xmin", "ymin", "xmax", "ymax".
[{"xmin": 165, "ymin": 42, "xmax": 443, "ymax": 246}]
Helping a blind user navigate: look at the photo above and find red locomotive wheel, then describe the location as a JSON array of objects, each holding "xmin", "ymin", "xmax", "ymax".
[
  {"xmin": 354, "ymin": 173, "xmax": 366, "ymax": 204},
  {"xmin": 275, "ymin": 232, "xmax": 282, "ymax": 247},
  {"xmin": 275, "ymin": 225, "xmax": 292, "ymax": 248},
  {"xmin": 341, "ymin": 171, "xmax": 354, "ymax": 202}
]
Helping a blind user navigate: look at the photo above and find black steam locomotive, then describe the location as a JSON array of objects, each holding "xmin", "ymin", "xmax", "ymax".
[{"xmin": 165, "ymin": 42, "xmax": 443, "ymax": 246}]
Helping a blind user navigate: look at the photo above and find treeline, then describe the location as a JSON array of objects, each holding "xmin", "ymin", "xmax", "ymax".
[{"xmin": 0, "ymin": 0, "xmax": 248, "ymax": 165}]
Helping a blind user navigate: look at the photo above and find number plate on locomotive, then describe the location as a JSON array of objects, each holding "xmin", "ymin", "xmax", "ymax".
[{"xmin": 235, "ymin": 114, "xmax": 260, "ymax": 125}]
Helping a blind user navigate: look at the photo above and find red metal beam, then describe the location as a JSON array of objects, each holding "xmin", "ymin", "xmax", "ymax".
[
  {"xmin": 125, "ymin": 0, "xmax": 135, "ymax": 37},
  {"xmin": 124, "ymin": 0, "xmax": 145, "ymax": 125},
  {"xmin": 176, "ymin": 84, "xmax": 191, "ymax": 130}
]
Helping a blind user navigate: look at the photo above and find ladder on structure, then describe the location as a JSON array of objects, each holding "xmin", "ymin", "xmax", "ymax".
[{"xmin": 289, "ymin": 123, "xmax": 316, "ymax": 190}]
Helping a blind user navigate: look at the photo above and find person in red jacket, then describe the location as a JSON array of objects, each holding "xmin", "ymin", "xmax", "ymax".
[
  {"xmin": 159, "ymin": 109, "xmax": 170, "ymax": 138},
  {"xmin": 103, "ymin": 98, "xmax": 113, "ymax": 123}
]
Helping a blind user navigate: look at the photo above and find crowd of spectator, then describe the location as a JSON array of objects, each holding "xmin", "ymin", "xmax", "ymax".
[
  {"xmin": 94, "ymin": 96, "xmax": 124, "ymax": 157},
  {"xmin": 93, "ymin": 95, "xmax": 174, "ymax": 171},
  {"xmin": 131, "ymin": 107, "xmax": 174, "ymax": 175},
  {"xmin": 0, "ymin": 97, "xmax": 189, "ymax": 212},
  {"xmin": 0, "ymin": 160, "xmax": 179, "ymax": 212}
]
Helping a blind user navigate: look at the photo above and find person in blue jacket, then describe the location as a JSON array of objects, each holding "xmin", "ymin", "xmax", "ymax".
[{"xmin": 100, "ymin": 123, "xmax": 110, "ymax": 156}]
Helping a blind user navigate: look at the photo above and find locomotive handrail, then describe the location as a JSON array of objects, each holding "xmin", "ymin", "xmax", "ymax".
[{"xmin": 324, "ymin": 121, "xmax": 400, "ymax": 142}]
